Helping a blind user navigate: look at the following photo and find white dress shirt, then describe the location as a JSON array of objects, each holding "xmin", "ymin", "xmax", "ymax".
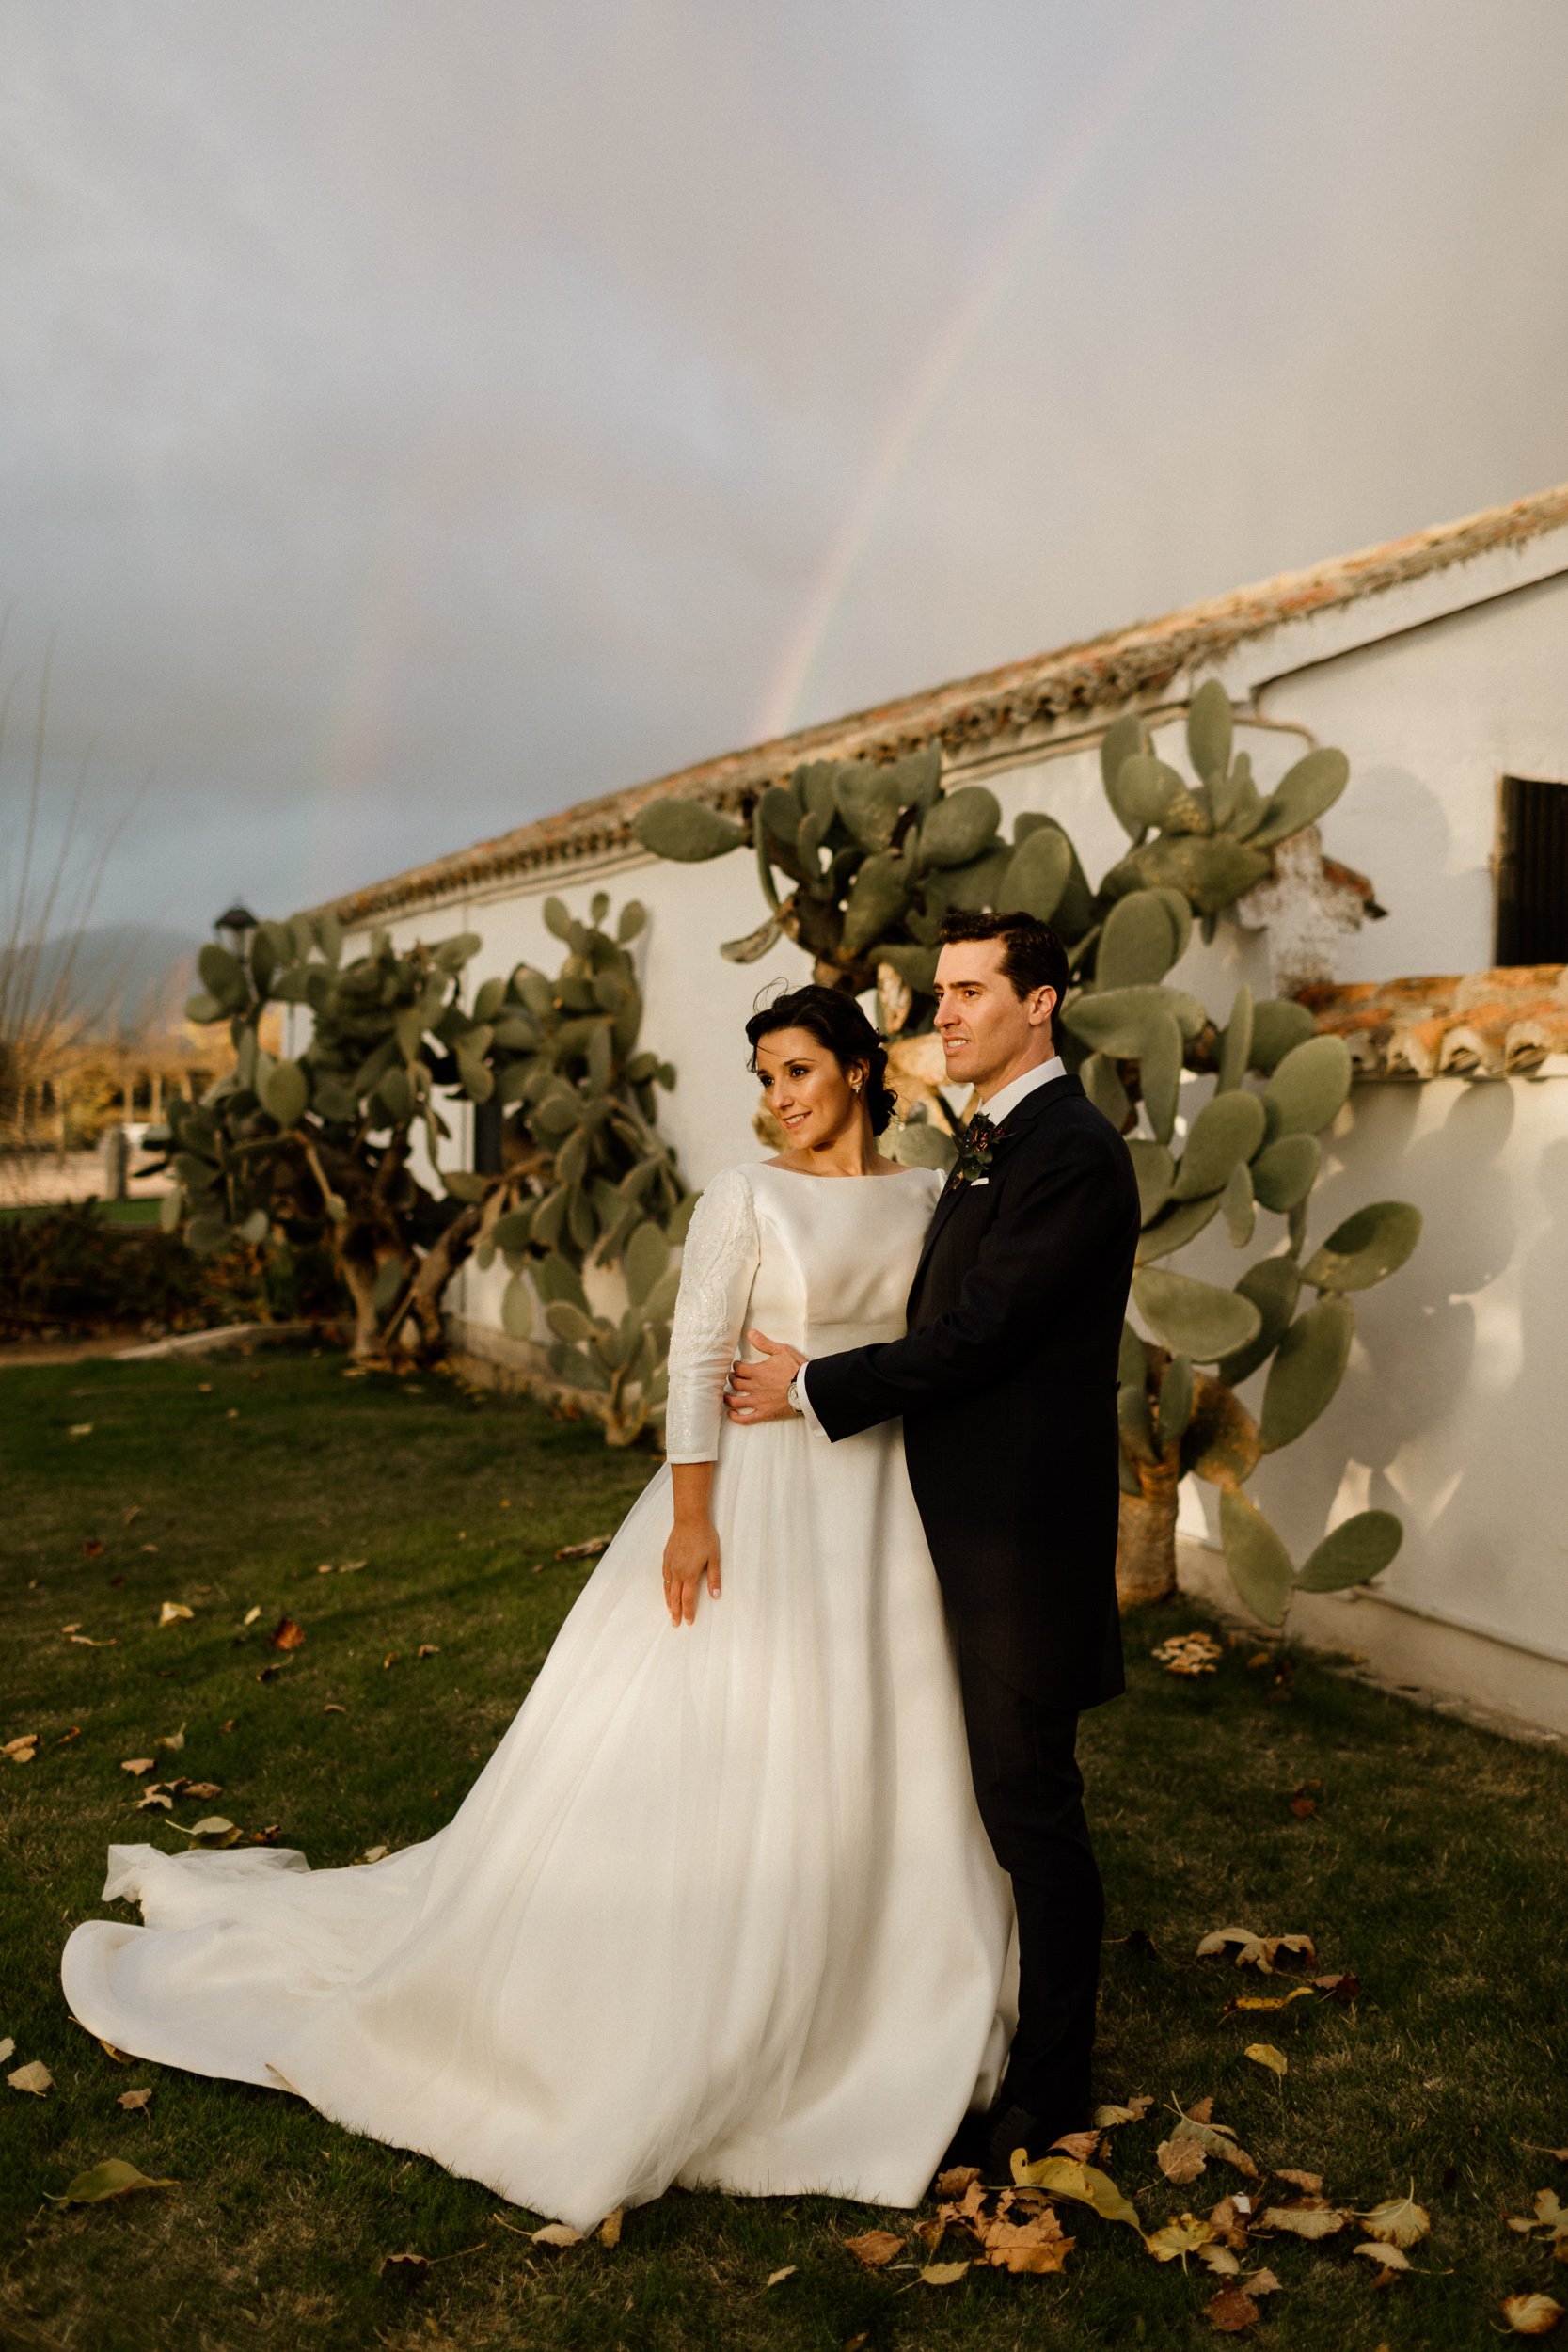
[{"xmin": 793, "ymin": 1054, "xmax": 1067, "ymax": 1434}]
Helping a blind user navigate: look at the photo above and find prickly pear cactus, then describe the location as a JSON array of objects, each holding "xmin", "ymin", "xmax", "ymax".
[
  {"xmin": 467, "ymin": 891, "xmax": 694, "ymax": 1443},
  {"xmin": 149, "ymin": 897, "xmax": 692, "ymax": 1418},
  {"xmin": 635, "ymin": 680, "xmax": 1421, "ymax": 1619}
]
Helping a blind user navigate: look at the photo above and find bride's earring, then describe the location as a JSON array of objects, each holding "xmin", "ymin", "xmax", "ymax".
[{"xmin": 850, "ymin": 1074, "xmax": 863, "ymax": 1093}]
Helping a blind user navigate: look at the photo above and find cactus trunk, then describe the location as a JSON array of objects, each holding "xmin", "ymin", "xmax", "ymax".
[{"xmin": 1116, "ymin": 1446, "xmax": 1181, "ymax": 1608}]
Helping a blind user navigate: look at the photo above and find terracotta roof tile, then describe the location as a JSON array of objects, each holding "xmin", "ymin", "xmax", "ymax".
[{"xmin": 326, "ymin": 478, "xmax": 1568, "ymax": 927}]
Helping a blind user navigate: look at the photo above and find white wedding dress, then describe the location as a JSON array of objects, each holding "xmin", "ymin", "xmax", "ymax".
[{"xmin": 61, "ymin": 1161, "xmax": 1016, "ymax": 2229}]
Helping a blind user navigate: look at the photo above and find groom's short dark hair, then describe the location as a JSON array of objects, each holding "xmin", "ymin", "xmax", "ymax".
[{"xmin": 939, "ymin": 910, "xmax": 1069, "ymax": 1008}]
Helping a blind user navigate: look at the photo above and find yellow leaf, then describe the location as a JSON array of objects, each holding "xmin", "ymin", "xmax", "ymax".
[
  {"xmin": 530, "ymin": 2223, "xmax": 582, "ymax": 2248},
  {"xmin": 843, "ymin": 2230, "xmax": 904, "ymax": 2269},
  {"xmin": 596, "ymin": 2207, "xmax": 623, "ymax": 2247},
  {"xmin": 243, "ymin": 1605, "xmax": 261, "ymax": 1625},
  {"xmin": 1357, "ymin": 2187, "xmax": 1431, "ymax": 2249},
  {"xmin": 1146, "ymin": 2213, "xmax": 1219, "ymax": 2264},
  {"xmin": 158, "ymin": 1602, "xmax": 193, "ymax": 1626},
  {"xmin": 1244, "ymin": 2043, "xmax": 1288, "ymax": 2077},
  {"xmin": 1232, "ymin": 1989, "xmax": 1313, "ymax": 2011},
  {"xmin": 119, "ymin": 1758, "xmax": 156, "ymax": 1777},
  {"xmin": 1010, "ymin": 2154, "xmax": 1141, "ymax": 2230},
  {"xmin": 1354, "ymin": 2241, "xmax": 1411, "ymax": 2270},
  {"xmin": 45, "ymin": 2159, "xmax": 177, "ymax": 2203},
  {"xmin": 1094, "ymin": 2096, "xmax": 1153, "ymax": 2127},
  {"xmin": 765, "ymin": 2266, "xmax": 797, "ymax": 2288},
  {"xmin": 1199, "ymin": 2244, "xmax": 1243, "ymax": 2275},
  {"xmin": 919, "ymin": 2261, "xmax": 972, "ymax": 2285},
  {"xmin": 118, "ymin": 2088, "xmax": 153, "ymax": 2113},
  {"xmin": 1274, "ymin": 2168, "xmax": 1323, "ymax": 2192},
  {"xmin": 1260, "ymin": 2200, "xmax": 1347, "ymax": 2239},
  {"xmin": 8, "ymin": 2061, "xmax": 53, "ymax": 2096},
  {"xmin": 1502, "ymin": 2294, "xmax": 1564, "ymax": 2334},
  {"xmin": 3, "ymin": 1734, "xmax": 39, "ymax": 1764}
]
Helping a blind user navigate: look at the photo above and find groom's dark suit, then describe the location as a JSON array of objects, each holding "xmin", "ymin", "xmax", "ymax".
[{"xmin": 805, "ymin": 1071, "xmax": 1140, "ymax": 2134}]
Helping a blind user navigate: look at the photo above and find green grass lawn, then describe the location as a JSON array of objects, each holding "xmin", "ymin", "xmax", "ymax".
[
  {"xmin": 2, "ymin": 1350, "xmax": 1565, "ymax": 2351},
  {"xmin": 0, "ymin": 1197, "xmax": 164, "ymax": 1229}
]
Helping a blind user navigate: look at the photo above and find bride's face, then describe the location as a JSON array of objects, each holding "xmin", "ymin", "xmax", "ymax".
[{"xmin": 754, "ymin": 1027, "xmax": 867, "ymax": 1151}]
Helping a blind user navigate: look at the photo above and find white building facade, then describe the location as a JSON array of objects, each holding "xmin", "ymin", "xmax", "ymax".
[{"xmin": 326, "ymin": 483, "xmax": 1568, "ymax": 1738}]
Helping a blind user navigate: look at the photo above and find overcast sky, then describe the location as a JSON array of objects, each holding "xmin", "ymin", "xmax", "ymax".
[{"xmin": 5, "ymin": 0, "xmax": 1568, "ymax": 935}]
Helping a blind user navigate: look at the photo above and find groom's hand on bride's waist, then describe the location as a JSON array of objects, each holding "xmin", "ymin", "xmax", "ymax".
[{"xmin": 725, "ymin": 1329, "xmax": 805, "ymax": 1423}]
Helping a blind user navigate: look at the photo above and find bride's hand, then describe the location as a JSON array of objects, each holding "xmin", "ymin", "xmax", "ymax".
[
  {"xmin": 664, "ymin": 1462, "xmax": 721, "ymax": 1627},
  {"xmin": 662, "ymin": 1519, "xmax": 721, "ymax": 1627}
]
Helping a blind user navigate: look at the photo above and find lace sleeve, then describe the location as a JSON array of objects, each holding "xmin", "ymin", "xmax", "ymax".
[{"xmin": 663, "ymin": 1166, "xmax": 762, "ymax": 1463}]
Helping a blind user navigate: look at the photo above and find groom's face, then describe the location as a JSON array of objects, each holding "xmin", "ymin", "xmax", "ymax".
[{"xmin": 933, "ymin": 941, "xmax": 1055, "ymax": 1089}]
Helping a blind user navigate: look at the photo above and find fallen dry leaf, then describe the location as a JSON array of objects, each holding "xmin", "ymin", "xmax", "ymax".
[
  {"xmin": 1196, "ymin": 1927, "xmax": 1316, "ymax": 1975},
  {"xmin": 531, "ymin": 2223, "xmax": 584, "ymax": 2248},
  {"xmin": 1152, "ymin": 1632, "xmax": 1222, "ymax": 1676},
  {"xmin": 136, "ymin": 1788, "xmax": 174, "ymax": 1811},
  {"xmin": 1094, "ymin": 2095, "xmax": 1154, "ymax": 2127},
  {"xmin": 243, "ymin": 1605, "xmax": 261, "ymax": 1625},
  {"xmin": 1200, "ymin": 2243, "xmax": 1243, "ymax": 2276},
  {"xmin": 1011, "ymin": 2154, "xmax": 1141, "ymax": 2230},
  {"xmin": 1244, "ymin": 2042, "xmax": 1288, "ymax": 2078},
  {"xmin": 1314, "ymin": 1971, "xmax": 1361, "ymax": 2001},
  {"xmin": 417, "ymin": 1644, "xmax": 440, "ymax": 1660},
  {"xmin": 1508, "ymin": 2190, "xmax": 1568, "ymax": 2245},
  {"xmin": 1158, "ymin": 2137, "xmax": 1209, "ymax": 2185},
  {"xmin": 1354, "ymin": 2241, "xmax": 1411, "ymax": 2272},
  {"xmin": 843, "ymin": 2230, "xmax": 904, "ymax": 2269},
  {"xmin": 1049, "ymin": 2128, "xmax": 1101, "ymax": 2162},
  {"xmin": 1503, "ymin": 2294, "xmax": 1564, "ymax": 2334},
  {"xmin": 118, "ymin": 2088, "xmax": 153, "ymax": 2113},
  {"xmin": 55, "ymin": 1726, "xmax": 81, "ymax": 1744},
  {"xmin": 1358, "ymin": 2189, "xmax": 1432, "ymax": 2249},
  {"xmin": 68, "ymin": 1422, "xmax": 93, "ymax": 1437},
  {"xmin": 67, "ymin": 1632, "xmax": 116, "ymax": 1646},
  {"xmin": 1274, "ymin": 2169, "xmax": 1323, "ymax": 2193},
  {"xmin": 555, "ymin": 1536, "xmax": 611, "ymax": 1560},
  {"xmin": 84, "ymin": 1538, "xmax": 104, "ymax": 1560},
  {"xmin": 919, "ymin": 2260, "xmax": 972, "ymax": 2285},
  {"xmin": 3, "ymin": 1734, "xmax": 40, "ymax": 1764},
  {"xmin": 8, "ymin": 2061, "xmax": 53, "ymax": 2095},
  {"xmin": 596, "ymin": 2207, "xmax": 623, "ymax": 2247},
  {"xmin": 120, "ymin": 1758, "xmax": 156, "ymax": 1776},
  {"xmin": 156, "ymin": 1728, "xmax": 185, "ymax": 1753},
  {"xmin": 380, "ymin": 2251, "xmax": 430, "ymax": 2281},
  {"xmin": 1248, "ymin": 2267, "xmax": 1283, "ymax": 2296},
  {"xmin": 269, "ymin": 1617, "xmax": 306, "ymax": 1651},
  {"xmin": 765, "ymin": 2265, "xmax": 797, "ymax": 2288},
  {"xmin": 158, "ymin": 1602, "xmax": 193, "ymax": 1627},
  {"xmin": 184, "ymin": 1781, "xmax": 223, "ymax": 1800},
  {"xmin": 1519, "ymin": 2146, "xmax": 1568, "ymax": 2166},
  {"xmin": 1146, "ymin": 2213, "xmax": 1219, "ymax": 2265},
  {"xmin": 1169, "ymin": 2119, "xmax": 1260, "ymax": 2180},
  {"xmin": 934, "ymin": 2164, "xmax": 983, "ymax": 2201},
  {"xmin": 0, "ymin": 2039, "xmax": 13, "ymax": 2066},
  {"xmin": 1260, "ymin": 2199, "xmax": 1347, "ymax": 2240},
  {"xmin": 324, "ymin": 1702, "xmax": 348, "ymax": 1715},
  {"xmin": 1289, "ymin": 1781, "xmax": 1321, "ymax": 1818},
  {"xmin": 45, "ymin": 2160, "xmax": 177, "ymax": 2204},
  {"xmin": 1203, "ymin": 2285, "xmax": 1262, "ymax": 2332},
  {"xmin": 1230, "ymin": 1988, "xmax": 1314, "ymax": 2014},
  {"xmin": 981, "ymin": 2212, "xmax": 1072, "ymax": 2274}
]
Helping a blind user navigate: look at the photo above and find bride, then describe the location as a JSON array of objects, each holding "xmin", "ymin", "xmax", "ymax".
[{"xmin": 61, "ymin": 985, "xmax": 1015, "ymax": 2231}]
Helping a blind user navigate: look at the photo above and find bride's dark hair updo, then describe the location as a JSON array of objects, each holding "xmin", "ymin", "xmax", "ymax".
[{"xmin": 745, "ymin": 985, "xmax": 898, "ymax": 1136}]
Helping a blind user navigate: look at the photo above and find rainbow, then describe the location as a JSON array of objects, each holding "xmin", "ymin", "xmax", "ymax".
[{"xmin": 754, "ymin": 0, "xmax": 1219, "ymax": 743}]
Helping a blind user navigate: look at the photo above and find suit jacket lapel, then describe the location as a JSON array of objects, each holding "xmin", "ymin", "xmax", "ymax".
[{"xmin": 909, "ymin": 1071, "xmax": 1085, "ymax": 1295}]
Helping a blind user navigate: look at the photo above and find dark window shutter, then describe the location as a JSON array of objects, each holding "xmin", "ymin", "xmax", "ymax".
[{"xmin": 1497, "ymin": 776, "xmax": 1568, "ymax": 964}]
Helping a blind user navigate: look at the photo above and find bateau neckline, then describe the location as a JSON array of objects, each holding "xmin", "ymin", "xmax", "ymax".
[{"xmin": 755, "ymin": 1161, "xmax": 935, "ymax": 1183}]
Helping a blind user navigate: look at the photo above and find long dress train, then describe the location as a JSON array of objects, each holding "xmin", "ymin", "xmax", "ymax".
[{"xmin": 61, "ymin": 1160, "xmax": 1015, "ymax": 2230}]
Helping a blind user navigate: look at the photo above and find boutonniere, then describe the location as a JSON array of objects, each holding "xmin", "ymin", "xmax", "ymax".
[{"xmin": 945, "ymin": 1112, "xmax": 999, "ymax": 1194}]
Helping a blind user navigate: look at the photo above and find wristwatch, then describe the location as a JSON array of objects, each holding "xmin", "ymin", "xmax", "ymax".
[{"xmin": 786, "ymin": 1375, "xmax": 804, "ymax": 1417}]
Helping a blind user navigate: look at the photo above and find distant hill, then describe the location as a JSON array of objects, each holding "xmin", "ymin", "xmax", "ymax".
[{"xmin": 5, "ymin": 923, "xmax": 205, "ymax": 1038}]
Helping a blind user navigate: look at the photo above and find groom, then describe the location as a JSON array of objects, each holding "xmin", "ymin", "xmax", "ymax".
[{"xmin": 726, "ymin": 908, "xmax": 1141, "ymax": 2178}]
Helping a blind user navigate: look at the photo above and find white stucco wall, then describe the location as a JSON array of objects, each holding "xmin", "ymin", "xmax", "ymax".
[{"xmin": 333, "ymin": 547, "xmax": 1568, "ymax": 1722}]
